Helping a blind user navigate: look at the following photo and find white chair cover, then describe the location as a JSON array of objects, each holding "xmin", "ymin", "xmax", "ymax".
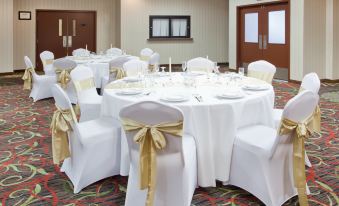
[
  {"xmin": 247, "ymin": 60, "xmax": 277, "ymax": 83},
  {"xmin": 106, "ymin": 48, "xmax": 123, "ymax": 56},
  {"xmin": 72, "ymin": 48, "xmax": 90, "ymax": 57},
  {"xmin": 123, "ymin": 59, "xmax": 148, "ymax": 77},
  {"xmin": 120, "ymin": 101, "xmax": 197, "ymax": 206},
  {"xmin": 53, "ymin": 58, "xmax": 78, "ymax": 104},
  {"xmin": 228, "ymin": 90, "xmax": 318, "ymax": 206},
  {"xmin": 70, "ymin": 65, "xmax": 102, "ymax": 122},
  {"xmin": 52, "ymin": 84, "xmax": 121, "ymax": 193},
  {"xmin": 187, "ymin": 57, "xmax": 214, "ymax": 73},
  {"xmin": 24, "ymin": 56, "xmax": 57, "ymax": 102},
  {"xmin": 40, "ymin": 51, "xmax": 55, "ymax": 76},
  {"xmin": 140, "ymin": 48, "xmax": 154, "ymax": 58}
]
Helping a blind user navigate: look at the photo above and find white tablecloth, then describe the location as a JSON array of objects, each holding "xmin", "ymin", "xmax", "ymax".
[{"xmin": 100, "ymin": 73, "xmax": 275, "ymax": 187}]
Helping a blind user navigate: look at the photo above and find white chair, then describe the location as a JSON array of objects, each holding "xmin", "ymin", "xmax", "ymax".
[
  {"xmin": 148, "ymin": 52, "xmax": 160, "ymax": 72},
  {"xmin": 101, "ymin": 56, "xmax": 138, "ymax": 91},
  {"xmin": 72, "ymin": 48, "xmax": 90, "ymax": 57},
  {"xmin": 53, "ymin": 58, "xmax": 78, "ymax": 104},
  {"xmin": 70, "ymin": 65, "xmax": 102, "ymax": 122},
  {"xmin": 23, "ymin": 56, "xmax": 57, "ymax": 102},
  {"xmin": 140, "ymin": 48, "xmax": 154, "ymax": 61},
  {"xmin": 51, "ymin": 84, "xmax": 121, "ymax": 193},
  {"xmin": 40, "ymin": 51, "xmax": 55, "ymax": 76},
  {"xmin": 120, "ymin": 101, "xmax": 197, "ymax": 206},
  {"xmin": 247, "ymin": 60, "xmax": 276, "ymax": 84},
  {"xmin": 106, "ymin": 48, "xmax": 123, "ymax": 56},
  {"xmin": 227, "ymin": 90, "xmax": 318, "ymax": 206},
  {"xmin": 123, "ymin": 59, "xmax": 148, "ymax": 77},
  {"xmin": 187, "ymin": 57, "xmax": 214, "ymax": 73}
]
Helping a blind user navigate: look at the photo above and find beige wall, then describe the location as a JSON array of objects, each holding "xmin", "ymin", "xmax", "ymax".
[
  {"xmin": 120, "ymin": 0, "xmax": 229, "ymax": 64},
  {"xmin": 228, "ymin": 0, "xmax": 305, "ymax": 81},
  {"xmin": 13, "ymin": 0, "xmax": 119, "ymax": 70},
  {"xmin": 303, "ymin": 0, "xmax": 326, "ymax": 79},
  {"xmin": 0, "ymin": 0, "xmax": 14, "ymax": 73},
  {"xmin": 334, "ymin": 0, "xmax": 339, "ymax": 79}
]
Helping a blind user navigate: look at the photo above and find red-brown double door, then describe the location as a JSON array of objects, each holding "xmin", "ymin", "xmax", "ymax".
[
  {"xmin": 238, "ymin": 2, "xmax": 290, "ymax": 80},
  {"xmin": 36, "ymin": 10, "xmax": 96, "ymax": 69}
]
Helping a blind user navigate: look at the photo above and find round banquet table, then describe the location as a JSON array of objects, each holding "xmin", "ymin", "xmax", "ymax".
[
  {"xmin": 66, "ymin": 55, "xmax": 135, "ymax": 88},
  {"xmin": 100, "ymin": 72, "xmax": 275, "ymax": 187}
]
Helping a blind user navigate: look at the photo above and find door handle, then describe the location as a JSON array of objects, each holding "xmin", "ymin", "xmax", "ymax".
[
  {"xmin": 259, "ymin": 35, "xmax": 263, "ymax": 50},
  {"xmin": 263, "ymin": 35, "xmax": 267, "ymax": 49},
  {"xmin": 63, "ymin": 36, "xmax": 67, "ymax": 47},
  {"xmin": 68, "ymin": 36, "xmax": 72, "ymax": 47}
]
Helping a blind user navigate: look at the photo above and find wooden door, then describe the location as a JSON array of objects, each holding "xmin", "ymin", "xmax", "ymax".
[
  {"xmin": 237, "ymin": 1, "xmax": 290, "ymax": 80},
  {"xmin": 36, "ymin": 10, "xmax": 96, "ymax": 70}
]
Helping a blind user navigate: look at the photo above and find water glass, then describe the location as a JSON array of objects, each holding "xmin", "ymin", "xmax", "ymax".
[
  {"xmin": 239, "ymin": 67, "xmax": 245, "ymax": 76},
  {"xmin": 182, "ymin": 62, "xmax": 187, "ymax": 72}
]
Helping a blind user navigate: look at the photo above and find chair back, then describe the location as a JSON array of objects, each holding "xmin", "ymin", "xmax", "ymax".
[
  {"xmin": 248, "ymin": 60, "xmax": 277, "ymax": 74},
  {"xmin": 40, "ymin": 51, "xmax": 54, "ymax": 61},
  {"xmin": 106, "ymin": 48, "xmax": 123, "ymax": 56},
  {"xmin": 51, "ymin": 84, "xmax": 78, "ymax": 122},
  {"xmin": 123, "ymin": 59, "xmax": 148, "ymax": 76},
  {"xmin": 300, "ymin": 73, "xmax": 320, "ymax": 94},
  {"xmin": 187, "ymin": 57, "xmax": 214, "ymax": 73},
  {"xmin": 120, "ymin": 101, "xmax": 184, "ymax": 162},
  {"xmin": 282, "ymin": 90, "xmax": 319, "ymax": 123},
  {"xmin": 53, "ymin": 58, "xmax": 77, "ymax": 70},
  {"xmin": 140, "ymin": 48, "xmax": 154, "ymax": 57},
  {"xmin": 24, "ymin": 56, "xmax": 38, "ymax": 80},
  {"xmin": 72, "ymin": 48, "xmax": 90, "ymax": 57},
  {"xmin": 70, "ymin": 65, "xmax": 98, "ymax": 100},
  {"xmin": 149, "ymin": 52, "xmax": 160, "ymax": 65}
]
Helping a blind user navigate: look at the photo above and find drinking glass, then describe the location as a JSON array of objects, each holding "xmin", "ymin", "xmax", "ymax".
[
  {"xmin": 239, "ymin": 67, "xmax": 245, "ymax": 76},
  {"xmin": 161, "ymin": 66, "xmax": 166, "ymax": 73},
  {"xmin": 182, "ymin": 61, "xmax": 187, "ymax": 72}
]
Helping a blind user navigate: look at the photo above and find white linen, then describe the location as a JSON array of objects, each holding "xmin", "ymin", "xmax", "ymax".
[{"xmin": 101, "ymin": 73, "xmax": 275, "ymax": 187}]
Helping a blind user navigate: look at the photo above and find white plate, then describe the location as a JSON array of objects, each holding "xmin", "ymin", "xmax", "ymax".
[
  {"xmin": 123, "ymin": 77, "xmax": 142, "ymax": 83},
  {"xmin": 160, "ymin": 94, "xmax": 190, "ymax": 102},
  {"xmin": 116, "ymin": 89, "xmax": 143, "ymax": 95},
  {"xmin": 216, "ymin": 91, "xmax": 244, "ymax": 99},
  {"xmin": 182, "ymin": 72, "xmax": 205, "ymax": 77},
  {"xmin": 242, "ymin": 84, "xmax": 269, "ymax": 91}
]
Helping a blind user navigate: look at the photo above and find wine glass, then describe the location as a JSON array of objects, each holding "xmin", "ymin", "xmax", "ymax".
[
  {"xmin": 239, "ymin": 67, "xmax": 245, "ymax": 76},
  {"xmin": 182, "ymin": 61, "xmax": 187, "ymax": 72},
  {"xmin": 160, "ymin": 66, "xmax": 166, "ymax": 73}
]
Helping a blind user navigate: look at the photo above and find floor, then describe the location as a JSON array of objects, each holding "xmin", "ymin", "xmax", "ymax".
[{"xmin": 0, "ymin": 74, "xmax": 338, "ymax": 206}]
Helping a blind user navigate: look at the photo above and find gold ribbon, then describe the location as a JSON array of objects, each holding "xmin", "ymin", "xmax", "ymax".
[
  {"xmin": 121, "ymin": 118, "xmax": 183, "ymax": 206},
  {"xmin": 73, "ymin": 78, "xmax": 96, "ymax": 92},
  {"xmin": 55, "ymin": 68, "xmax": 72, "ymax": 89},
  {"xmin": 248, "ymin": 70, "xmax": 275, "ymax": 84},
  {"xmin": 22, "ymin": 67, "xmax": 35, "ymax": 90},
  {"xmin": 140, "ymin": 55, "xmax": 151, "ymax": 62},
  {"xmin": 110, "ymin": 67, "xmax": 126, "ymax": 80},
  {"xmin": 43, "ymin": 59, "xmax": 54, "ymax": 66},
  {"xmin": 278, "ymin": 114, "xmax": 316, "ymax": 206},
  {"xmin": 50, "ymin": 106, "xmax": 76, "ymax": 165}
]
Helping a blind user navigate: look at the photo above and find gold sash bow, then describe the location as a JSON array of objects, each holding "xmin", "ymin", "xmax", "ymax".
[
  {"xmin": 22, "ymin": 67, "xmax": 35, "ymax": 90},
  {"xmin": 140, "ymin": 55, "xmax": 151, "ymax": 62},
  {"xmin": 248, "ymin": 70, "xmax": 275, "ymax": 84},
  {"xmin": 110, "ymin": 67, "xmax": 126, "ymax": 80},
  {"xmin": 121, "ymin": 118, "xmax": 183, "ymax": 206},
  {"xmin": 55, "ymin": 69, "xmax": 72, "ymax": 89},
  {"xmin": 73, "ymin": 78, "xmax": 96, "ymax": 92},
  {"xmin": 50, "ymin": 106, "xmax": 76, "ymax": 165},
  {"xmin": 149, "ymin": 65, "xmax": 156, "ymax": 73},
  {"xmin": 278, "ymin": 116, "xmax": 315, "ymax": 206}
]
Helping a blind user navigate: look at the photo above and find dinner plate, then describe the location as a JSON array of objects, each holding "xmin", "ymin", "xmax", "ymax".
[
  {"xmin": 160, "ymin": 94, "xmax": 190, "ymax": 102},
  {"xmin": 216, "ymin": 91, "xmax": 244, "ymax": 99},
  {"xmin": 116, "ymin": 88, "xmax": 143, "ymax": 95},
  {"xmin": 123, "ymin": 77, "xmax": 142, "ymax": 83},
  {"xmin": 242, "ymin": 84, "xmax": 269, "ymax": 91}
]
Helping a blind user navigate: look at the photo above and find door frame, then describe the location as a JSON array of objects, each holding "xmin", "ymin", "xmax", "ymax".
[
  {"xmin": 35, "ymin": 10, "xmax": 97, "ymax": 70},
  {"xmin": 236, "ymin": 0, "xmax": 290, "ymax": 81}
]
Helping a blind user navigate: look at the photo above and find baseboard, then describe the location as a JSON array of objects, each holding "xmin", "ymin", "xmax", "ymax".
[
  {"xmin": 0, "ymin": 72, "xmax": 15, "ymax": 76},
  {"xmin": 321, "ymin": 79, "xmax": 339, "ymax": 83}
]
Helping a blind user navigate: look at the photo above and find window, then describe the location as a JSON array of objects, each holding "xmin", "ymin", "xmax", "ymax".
[{"xmin": 149, "ymin": 16, "xmax": 191, "ymax": 39}]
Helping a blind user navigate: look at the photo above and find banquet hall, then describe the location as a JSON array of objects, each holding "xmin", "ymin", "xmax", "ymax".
[{"xmin": 0, "ymin": 0, "xmax": 338, "ymax": 205}]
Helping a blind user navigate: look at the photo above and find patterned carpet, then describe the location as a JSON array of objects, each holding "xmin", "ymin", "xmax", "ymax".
[{"xmin": 0, "ymin": 75, "xmax": 338, "ymax": 206}]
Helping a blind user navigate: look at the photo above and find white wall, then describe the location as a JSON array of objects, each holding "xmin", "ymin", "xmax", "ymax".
[
  {"xmin": 13, "ymin": 0, "xmax": 119, "ymax": 70},
  {"xmin": 0, "ymin": 0, "xmax": 14, "ymax": 73},
  {"xmin": 334, "ymin": 0, "xmax": 339, "ymax": 79},
  {"xmin": 228, "ymin": 0, "xmax": 304, "ymax": 81},
  {"xmin": 120, "ymin": 0, "xmax": 229, "ymax": 64}
]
